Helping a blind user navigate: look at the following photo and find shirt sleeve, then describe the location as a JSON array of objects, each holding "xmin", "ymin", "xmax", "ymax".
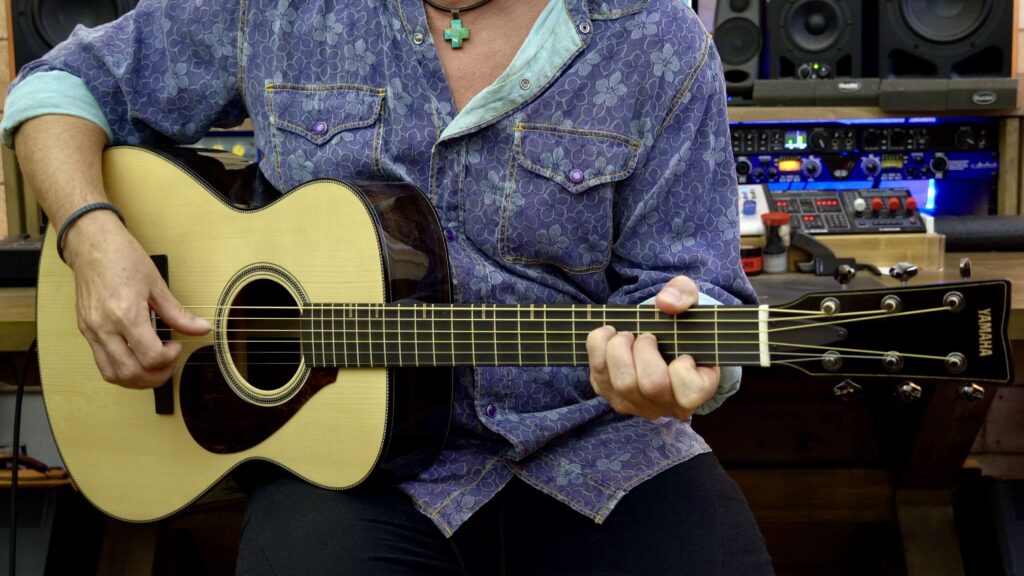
[
  {"xmin": 608, "ymin": 34, "xmax": 757, "ymax": 309},
  {"xmin": 5, "ymin": 0, "xmax": 246, "ymax": 147},
  {"xmin": 1, "ymin": 70, "xmax": 113, "ymax": 147}
]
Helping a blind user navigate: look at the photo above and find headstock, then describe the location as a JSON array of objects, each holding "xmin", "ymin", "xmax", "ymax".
[{"xmin": 768, "ymin": 280, "xmax": 1013, "ymax": 385}]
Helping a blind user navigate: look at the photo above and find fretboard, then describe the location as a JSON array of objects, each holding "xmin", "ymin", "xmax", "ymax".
[{"xmin": 298, "ymin": 303, "xmax": 767, "ymax": 368}]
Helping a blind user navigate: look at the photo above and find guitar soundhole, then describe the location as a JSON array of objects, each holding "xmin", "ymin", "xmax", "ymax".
[{"xmin": 226, "ymin": 278, "xmax": 302, "ymax": 392}]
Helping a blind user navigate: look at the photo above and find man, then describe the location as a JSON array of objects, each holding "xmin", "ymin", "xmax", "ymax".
[{"xmin": 3, "ymin": 0, "xmax": 773, "ymax": 573}]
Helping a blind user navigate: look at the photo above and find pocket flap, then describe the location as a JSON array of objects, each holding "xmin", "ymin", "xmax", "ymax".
[
  {"xmin": 267, "ymin": 83, "xmax": 385, "ymax": 145},
  {"xmin": 516, "ymin": 123, "xmax": 641, "ymax": 194}
]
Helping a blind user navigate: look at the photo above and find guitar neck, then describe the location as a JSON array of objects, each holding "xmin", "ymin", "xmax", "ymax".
[{"xmin": 298, "ymin": 303, "xmax": 769, "ymax": 368}]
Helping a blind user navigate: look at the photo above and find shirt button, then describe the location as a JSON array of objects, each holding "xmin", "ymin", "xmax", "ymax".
[
  {"xmin": 412, "ymin": 32, "xmax": 425, "ymax": 45},
  {"xmin": 312, "ymin": 121, "xmax": 328, "ymax": 135},
  {"xmin": 578, "ymin": 21, "xmax": 592, "ymax": 34},
  {"xmin": 485, "ymin": 404, "xmax": 497, "ymax": 418},
  {"xmin": 569, "ymin": 168, "xmax": 585, "ymax": 183},
  {"xmin": 519, "ymin": 78, "xmax": 531, "ymax": 91},
  {"xmin": 444, "ymin": 229, "xmax": 456, "ymax": 241}
]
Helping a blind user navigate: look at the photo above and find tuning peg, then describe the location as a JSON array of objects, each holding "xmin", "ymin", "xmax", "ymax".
[
  {"xmin": 834, "ymin": 264, "xmax": 856, "ymax": 289},
  {"xmin": 889, "ymin": 262, "xmax": 919, "ymax": 286},
  {"xmin": 833, "ymin": 379, "xmax": 862, "ymax": 401},
  {"xmin": 959, "ymin": 257, "xmax": 972, "ymax": 280},
  {"xmin": 957, "ymin": 383, "xmax": 985, "ymax": 403},
  {"xmin": 896, "ymin": 381, "xmax": 923, "ymax": 403}
]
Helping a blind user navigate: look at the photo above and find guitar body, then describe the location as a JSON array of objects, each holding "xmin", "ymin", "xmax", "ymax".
[{"xmin": 37, "ymin": 147, "xmax": 453, "ymax": 521}]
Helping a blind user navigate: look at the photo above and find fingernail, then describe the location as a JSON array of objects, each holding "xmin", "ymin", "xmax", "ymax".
[
  {"xmin": 196, "ymin": 317, "xmax": 212, "ymax": 330},
  {"xmin": 663, "ymin": 287, "xmax": 684, "ymax": 307}
]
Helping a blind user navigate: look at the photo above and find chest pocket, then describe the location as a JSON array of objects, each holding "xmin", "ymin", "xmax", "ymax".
[
  {"xmin": 499, "ymin": 123, "xmax": 640, "ymax": 274},
  {"xmin": 266, "ymin": 83, "xmax": 385, "ymax": 187}
]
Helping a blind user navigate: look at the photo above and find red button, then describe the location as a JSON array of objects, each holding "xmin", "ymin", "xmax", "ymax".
[
  {"xmin": 871, "ymin": 198, "xmax": 884, "ymax": 213},
  {"xmin": 905, "ymin": 197, "xmax": 917, "ymax": 212},
  {"xmin": 889, "ymin": 197, "xmax": 901, "ymax": 212}
]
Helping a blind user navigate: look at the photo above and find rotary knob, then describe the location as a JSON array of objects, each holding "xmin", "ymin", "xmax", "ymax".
[
  {"xmin": 802, "ymin": 158, "xmax": 822, "ymax": 178},
  {"xmin": 862, "ymin": 157, "xmax": 881, "ymax": 177},
  {"xmin": 735, "ymin": 157, "xmax": 752, "ymax": 177}
]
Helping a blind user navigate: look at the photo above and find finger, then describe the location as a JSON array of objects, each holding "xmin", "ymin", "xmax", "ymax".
[
  {"xmin": 654, "ymin": 276, "xmax": 699, "ymax": 315},
  {"xmin": 84, "ymin": 335, "xmax": 117, "ymax": 383},
  {"xmin": 150, "ymin": 282, "xmax": 211, "ymax": 335},
  {"xmin": 586, "ymin": 325, "xmax": 617, "ymax": 395},
  {"xmin": 606, "ymin": 332, "xmax": 647, "ymax": 412},
  {"xmin": 120, "ymin": 304, "xmax": 179, "ymax": 371},
  {"xmin": 96, "ymin": 332, "xmax": 170, "ymax": 389},
  {"xmin": 668, "ymin": 355, "xmax": 721, "ymax": 418},
  {"xmin": 632, "ymin": 333, "xmax": 673, "ymax": 407}
]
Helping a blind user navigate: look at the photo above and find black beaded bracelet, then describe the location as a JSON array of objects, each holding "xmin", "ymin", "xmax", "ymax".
[{"xmin": 56, "ymin": 202, "xmax": 127, "ymax": 264}]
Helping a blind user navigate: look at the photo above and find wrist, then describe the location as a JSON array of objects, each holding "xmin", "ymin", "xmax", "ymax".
[{"xmin": 60, "ymin": 208, "xmax": 128, "ymax": 268}]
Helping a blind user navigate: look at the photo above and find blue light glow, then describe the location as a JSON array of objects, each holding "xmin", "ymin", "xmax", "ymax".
[{"xmin": 926, "ymin": 178, "xmax": 937, "ymax": 211}]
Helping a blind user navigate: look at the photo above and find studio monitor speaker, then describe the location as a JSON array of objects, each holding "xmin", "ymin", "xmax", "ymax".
[
  {"xmin": 713, "ymin": 0, "xmax": 762, "ymax": 97},
  {"xmin": 767, "ymin": 0, "xmax": 862, "ymax": 80},
  {"xmin": 7, "ymin": 0, "xmax": 138, "ymax": 74},
  {"xmin": 879, "ymin": 0, "xmax": 1014, "ymax": 78}
]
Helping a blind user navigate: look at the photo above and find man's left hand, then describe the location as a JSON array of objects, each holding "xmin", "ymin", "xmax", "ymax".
[{"xmin": 585, "ymin": 275, "xmax": 721, "ymax": 420}]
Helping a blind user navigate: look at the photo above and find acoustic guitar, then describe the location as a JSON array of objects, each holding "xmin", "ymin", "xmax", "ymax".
[{"xmin": 36, "ymin": 147, "xmax": 1013, "ymax": 522}]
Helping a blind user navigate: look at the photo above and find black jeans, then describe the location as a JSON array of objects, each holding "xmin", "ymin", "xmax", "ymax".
[{"xmin": 235, "ymin": 452, "xmax": 773, "ymax": 575}]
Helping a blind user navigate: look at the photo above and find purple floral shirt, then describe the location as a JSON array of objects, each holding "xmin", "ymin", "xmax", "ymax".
[{"xmin": 14, "ymin": 0, "xmax": 756, "ymax": 535}]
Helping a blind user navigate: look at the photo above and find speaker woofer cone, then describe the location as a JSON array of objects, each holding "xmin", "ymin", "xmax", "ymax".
[
  {"xmin": 787, "ymin": 0, "xmax": 841, "ymax": 53},
  {"xmin": 715, "ymin": 18, "xmax": 762, "ymax": 66},
  {"xmin": 899, "ymin": 0, "xmax": 990, "ymax": 44},
  {"xmin": 31, "ymin": 0, "xmax": 120, "ymax": 48}
]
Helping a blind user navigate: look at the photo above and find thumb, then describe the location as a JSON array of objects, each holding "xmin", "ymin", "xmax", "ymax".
[{"xmin": 150, "ymin": 282, "xmax": 211, "ymax": 335}]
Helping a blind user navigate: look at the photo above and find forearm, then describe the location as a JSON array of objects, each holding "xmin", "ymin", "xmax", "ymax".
[{"xmin": 15, "ymin": 115, "xmax": 121, "ymax": 266}]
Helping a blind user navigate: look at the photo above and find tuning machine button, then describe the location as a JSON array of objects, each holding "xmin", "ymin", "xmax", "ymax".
[
  {"xmin": 822, "ymin": 351, "xmax": 843, "ymax": 372},
  {"xmin": 957, "ymin": 383, "xmax": 985, "ymax": 403},
  {"xmin": 959, "ymin": 257, "xmax": 972, "ymax": 279},
  {"xmin": 897, "ymin": 381, "xmax": 923, "ymax": 403},
  {"xmin": 833, "ymin": 264, "xmax": 856, "ymax": 288},
  {"xmin": 833, "ymin": 380, "xmax": 862, "ymax": 401},
  {"xmin": 889, "ymin": 262, "xmax": 918, "ymax": 286}
]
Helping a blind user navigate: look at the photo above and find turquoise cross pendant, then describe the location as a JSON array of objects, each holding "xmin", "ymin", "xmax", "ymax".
[{"xmin": 444, "ymin": 17, "xmax": 470, "ymax": 48}]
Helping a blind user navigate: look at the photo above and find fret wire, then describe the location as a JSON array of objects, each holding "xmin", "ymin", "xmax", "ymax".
[
  {"xmin": 542, "ymin": 305, "xmax": 548, "ymax": 365},
  {"xmin": 431, "ymin": 303, "xmax": 436, "ymax": 367},
  {"xmin": 379, "ymin": 304, "xmax": 385, "ymax": 366},
  {"xmin": 714, "ymin": 305, "xmax": 720, "ymax": 365},
  {"xmin": 517, "ymin": 306, "xmax": 523, "ymax": 366},
  {"xmin": 331, "ymin": 302, "xmax": 337, "ymax": 367},
  {"xmin": 493, "ymin": 304, "xmax": 499, "ymax": 365},
  {"xmin": 571, "ymin": 304, "xmax": 577, "ymax": 366}
]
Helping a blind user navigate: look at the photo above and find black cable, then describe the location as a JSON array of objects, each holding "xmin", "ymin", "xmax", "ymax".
[{"xmin": 9, "ymin": 338, "xmax": 37, "ymax": 576}]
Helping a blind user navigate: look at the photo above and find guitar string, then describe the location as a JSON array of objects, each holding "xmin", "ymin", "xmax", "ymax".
[
  {"xmin": 201, "ymin": 341, "xmax": 952, "ymax": 362},
  {"xmin": 176, "ymin": 351, "xmax": 929, "ymax": 366},
  {"xmin": 165, "ymin": 306, "xmax": 948, "ymax": 336},
  {"xmin": 178, "ymin": 304, "xmax": 884, "ymax": 318}
]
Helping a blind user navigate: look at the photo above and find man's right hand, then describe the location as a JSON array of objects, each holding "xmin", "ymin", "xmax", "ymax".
[{"xmin": 63, "ymin": 211, "xmax": 211, "ymax": 389}]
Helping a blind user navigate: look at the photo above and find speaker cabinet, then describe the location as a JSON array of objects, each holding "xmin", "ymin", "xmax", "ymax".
[
  {"xmin": 767, "ymin": 0, "xmax": 862, "ymax": 80},
  {"xmin": 879, "ymin": 0, "xmax": 1014, "ymax": 78},
  {"xmin": 7, "ymin": 0, "xmax": 138, "ymax": 74},
  {"xmin": 713, "ymin": 0, "xmax": 762, "ymax": 97}
]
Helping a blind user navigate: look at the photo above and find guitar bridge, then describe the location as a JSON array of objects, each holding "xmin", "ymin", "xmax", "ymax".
[{"xmin": 151, "ymin": 254, "xmax": 174, "ymax": 415}]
